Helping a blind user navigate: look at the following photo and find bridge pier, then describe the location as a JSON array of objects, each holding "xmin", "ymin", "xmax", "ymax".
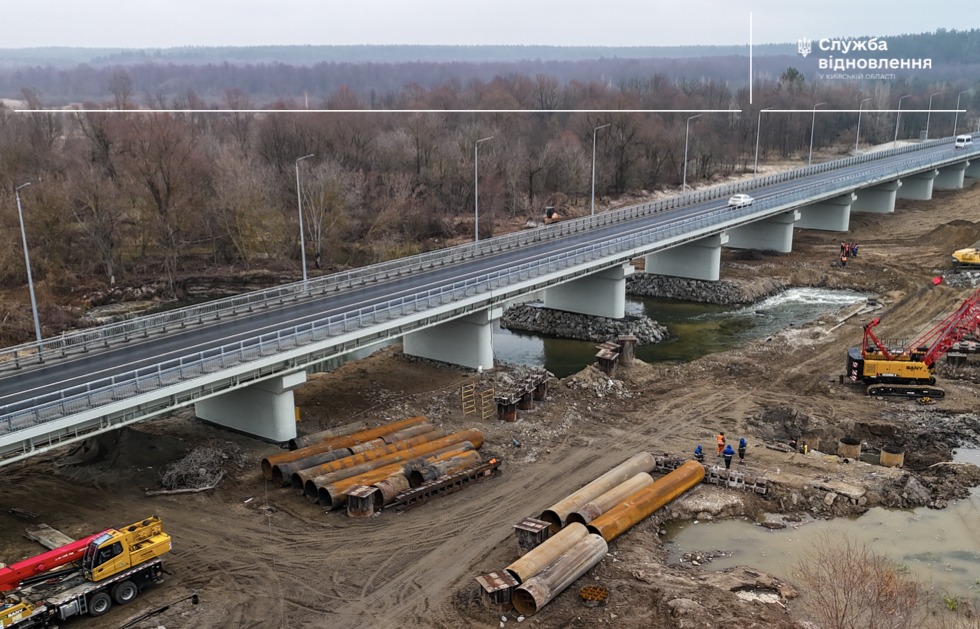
[
  {"xmin": 402, "ymin": 308, "xmax": 499, "ymax": 370},
  {"xmin": 796, "ymin": 193, "xmax": 854, "ymax": 231},
  {"xmin": 543, "ymin": 264, "xmax": 633, "ymax": 319},
  {"xmin": 644, "ymin": 234, "xmax": 727, "ymax": 281},
  {"xmin": 966, "ymin": 160, "xmax": 980, "ymax": 179},
  {"xmin": 726, "ymin": 210, "xmax": 800, "ymax": 253},
  {"xmin": 935, "ymin": 162, "xmax": 969, "ymax": 189},
  {"xmin": 195, "ymin": 371, "xmax": 306, "ymax": 443},
  {"xmin": 897, "ymin": 169, "xmax": 938, "ymax": 200},
  {"xmin": 853, "ymin": 180, "xmax": 900, "ymax": 213}
]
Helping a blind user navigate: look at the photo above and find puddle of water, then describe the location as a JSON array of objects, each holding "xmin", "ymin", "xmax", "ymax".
[{"xmin": 664, "ymin": 448, "xmax": 980, "ymax": 600}]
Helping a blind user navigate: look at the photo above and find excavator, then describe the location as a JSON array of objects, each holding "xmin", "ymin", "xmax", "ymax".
[
  {"xmin": 1, "ymin": 516, "xmax": 170, "ymax": 628},
  {"xmin": 845, "ymin": 286, "xmax": 980, "ymax": 398},
  {"xmin": 952, "ymin": 242, "xmax": 980, "ymax": 269}
]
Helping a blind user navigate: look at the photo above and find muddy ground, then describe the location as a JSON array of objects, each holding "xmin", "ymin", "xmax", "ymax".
[{"xmin": 4, "ymin": 179, "xmax": 980, "ymax": 628}]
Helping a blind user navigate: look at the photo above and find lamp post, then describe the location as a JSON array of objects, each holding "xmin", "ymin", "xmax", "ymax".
[
  {"xmin": 855, "ymin": 97, "xmax": 871, "ymax": 153},
  {"xmin": 294, "ymin": 153, "xmax": 314, "ymax": 284},
  {"xmin": 753, "ymin": 107, "xmax": 772, "ymax": 177},
  {"xmin": 808, "ymin": 101, "xmax": 826, "ymax": 166},
  {"xmin": 925, "ymin": 91, "xmax": 942, "ymax": 140},
  {"xmin": 590, "ymin": 123, "xmax": 610, "ymax": 216},
  {"xmin": 682, "ymin": 114, "xmax": 701, "ymax": 192},
  {"xmin": 953, "ymin": 90, "xmax": 969, "ymax": 136},
  {"xmin": 15, "ymin": 182, "xmax": 42, "ymax": 350},
  {"xmin": 893, "ymin": 94, "xmax": 910, "ymax": 147},
  {"xmin": 474, "ymin": 136, "xmax": 493, "ymax": 242}
]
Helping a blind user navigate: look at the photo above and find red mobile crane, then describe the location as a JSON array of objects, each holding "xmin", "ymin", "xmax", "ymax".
[{"xmin": 846, "ymin": 286, "xmax": 980, "ymax": 397}]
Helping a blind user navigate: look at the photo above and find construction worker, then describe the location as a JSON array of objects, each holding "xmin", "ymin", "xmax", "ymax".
[
  {"xmin": 694, "ymin": 444, "xmax": 704, "ymax": 462},
  {"xmin": 716, "ymin": 432, "xmax": 726, "ymax": 457},
  {"xmin": 738, "ymin": 437, "xmax": 747, "ymax": 464},
  {"xmin": 722, "ymin": 443, "xmax": 735, "ymax": 469}
]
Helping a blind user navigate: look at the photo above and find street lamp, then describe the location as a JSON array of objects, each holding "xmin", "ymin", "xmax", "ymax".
[
  {"xmin": 855, "ymin": 97, "xmax": 871, "ymax": 153},
  {"xmin": 893, "ymin": 94, "xmax": 910, "ymax": 147},
  {"xmin": 953, "ymin": 90, "xmax": 969, "ymax": 136},
  {"xmin": 590, "ymin": 123, "xmax": 610, "ymax": 216},
  {"xmin": 808, "ymin": 101, "xmax": 826, "ymax": 166},
  {"xmin": 753, "ymin": 107, "xmax": 772, "ymax": 177},
  {"xmin": 294, "ymin": 153, "xmax": 314, "ymax": 284},
  {"xmin": 925, "ymin": 91, "xmax": 942, "ymax": 140},
  {"xmin": 474, "ymin": 136, "xmax": 493, "ymax": 242},
  {"xmin": 682, "ymin": 114, "xmax": 701, "ymax": 192},
  {"xmin": 15, "ymin": 182, "xmax": 42, "ymax": 350}
]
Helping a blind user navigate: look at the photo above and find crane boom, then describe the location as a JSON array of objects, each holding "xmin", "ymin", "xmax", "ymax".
[
  {"xmin": 0, "ymin": 532, "xmax": 104, "ymax": 592},
  {"xmin": 910, "ymin": 286, "xmax": 980, "ymax": 366}
]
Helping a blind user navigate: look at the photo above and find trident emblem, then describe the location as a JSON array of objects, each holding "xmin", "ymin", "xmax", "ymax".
[{"xmin": 798, "ymin": 37, "xmax": 812, "ymax": 58}]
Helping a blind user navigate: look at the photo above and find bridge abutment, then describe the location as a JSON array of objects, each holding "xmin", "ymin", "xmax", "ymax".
[
  {"xmin": 195, "ymin": 371, "xmax": 306, "ymax": 443},
  {"xmin": 853, "ymin": 180, "xmax": 900, "ymax": 213},
  {"xmin": 402, "ymin": 308, "xmax": 499, "ymax": 370},
  {"xmin": 543, "ymin": 264, "xmax": 633, "ymax": 319},
  {"xmin": 726, "ymin": 210, "xmax": 800, "ymax": 253},
  {"xmin": 644, "ymin": 234, "xmax": 727, "ymax": 281},
  {"xmin": 935, "ymin": 162, "xmax": 969, "ymax": 189},
  {"xmin": 796, "ymin": 193, "xmax": 854, "ymax": 231},
  {"xmin": 897, "ymin": 169, "xmax": 938, "ymax": 200},
  {"xmin": 966, "ymin": 160, "xmax": 980, "ymax": 179}
]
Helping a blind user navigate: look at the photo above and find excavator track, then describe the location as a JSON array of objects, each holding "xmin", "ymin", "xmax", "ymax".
[{"xmin": 866, "ymin": 384, "xmax": 945, "ymax": 398}]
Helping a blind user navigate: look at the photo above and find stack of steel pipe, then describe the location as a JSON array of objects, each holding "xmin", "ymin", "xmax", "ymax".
[
  {"xmin": 374, "ymin": 450, "xmax": 484, "ymax": 507},
  {"xmin": 565, "ymin": 472, "xmax": 654, "ymax": 526},
  {"xmin": 539, "ymin": 452, "xmax": 656, "ymax": 532},
  {"xmin": 288, "ymin": 420, "xmax": 370, "ymax": 450},
  {"xmin": 261, "ymin": 416, "xmax": 429, "ymax": 484}
]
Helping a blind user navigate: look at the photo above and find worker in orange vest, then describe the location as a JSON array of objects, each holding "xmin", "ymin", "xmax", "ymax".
[{"xmin": 716, "ymin": 432, "xmax": 726, "ymax": 457}]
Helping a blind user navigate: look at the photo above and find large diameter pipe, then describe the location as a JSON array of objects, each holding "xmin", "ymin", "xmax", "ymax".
[
  {"xmin": 512, "ymin": 533, "xmax": 608, "ymax": 617},
  {"xmin": 288, "ymin": 420, "xmax": 370, "ymax": 450},
  {"xmin": 505, "ymin": 522, "xmax": 589, "ymax": 585},
  {"xmin": 302, "ymin": 441, "xmax": 475, "ymax": 501},
  {"xmin": 587, "ymin": 460, "xmax": 704, "ymax": 543},
  {"xmin": 540, "ymin": 452, "xmax": 656, "ymax": 532},
  {"xmin": 276, "ymin": 428, "xmax": 447, "ymax": 487},
  {"xmin": 294, "ymin": 428, "xmax": 483, "ymax": 490},
  {"xmin": 380, "ymin": 422, "xmax": 438, "ymax": 444},
  {"xmin": 566, "ymin": 472, "xmax": 654, "ymax": 526},
  {"xmin": 318, "ymin": 447, "xmax": 480, "ymax": 509},
  {"xmin": 262, "ymin": 416, "xmax": 428, "ymax": 479},
  {"xmin": 373, "ymin": 473, "xmax": 412, "ymax": 506},
  {"xmin": 275, "ymin": 436, "xmax": 396, "ymax": 485},
  {"xmin": 408, "ymin": 450, "xmax": 484, "ymax": 488}
]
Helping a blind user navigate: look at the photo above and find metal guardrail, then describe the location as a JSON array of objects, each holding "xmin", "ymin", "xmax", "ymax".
[
  {"xmin": 1, "ymin": 134, "xmax": 970, "ymax": 373},
  {"xmin": 3, "ymin": 134, "xmax": 978, "ymax": 442}
]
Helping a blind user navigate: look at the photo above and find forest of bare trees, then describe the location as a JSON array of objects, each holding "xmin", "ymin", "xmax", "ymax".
[{"xmin": 0, "ymin": 61, "xmax": 978, "ymax": 343}]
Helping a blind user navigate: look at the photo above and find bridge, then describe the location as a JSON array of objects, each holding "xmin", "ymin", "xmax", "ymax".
[{"xmin": 1, "ymin": 135, "xmax": 977, "ymax": 465}]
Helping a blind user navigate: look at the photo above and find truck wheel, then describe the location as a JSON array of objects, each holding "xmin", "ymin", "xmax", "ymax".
[
  {"xmin": 88, "ymin": 591, "xmax": 112, "ymax": 616},
  {"xmin": 112, "ymin": 580, "xmax": 139, "ymax": 604}
]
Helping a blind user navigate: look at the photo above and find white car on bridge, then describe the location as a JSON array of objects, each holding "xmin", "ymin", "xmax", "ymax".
[{"xmin": 727, "ymin": 193, "xmax": 754, "ymax": 208}]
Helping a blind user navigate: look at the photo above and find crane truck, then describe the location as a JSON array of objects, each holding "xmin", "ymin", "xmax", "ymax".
[
  {"xmin": 846, "ymin": 286, "xmax": 980, "ymax": 398},
  {"xmin": 1, "ymin": 516, "xmax": 170, "ymax": 628}
]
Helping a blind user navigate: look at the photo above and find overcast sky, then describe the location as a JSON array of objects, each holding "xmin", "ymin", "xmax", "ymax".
[{"xmin": 5, "ymin": 1, "xmax": 977, "ymax": 49}]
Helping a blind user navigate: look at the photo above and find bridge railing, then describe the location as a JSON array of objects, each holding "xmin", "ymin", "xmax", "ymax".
[{"xmin": 0, "ymin": 135, "xmax": 968, "ymax": 372}]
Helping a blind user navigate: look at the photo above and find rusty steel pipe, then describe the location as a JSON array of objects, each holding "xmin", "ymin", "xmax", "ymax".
[
  {"xmin": 288, "ymin": 420, "xmax": 370, "ymax": 450},
  {"xmin": 540, "ymin": 452, "xmax": 656, "ymax": 532},
  {"xmin": 276, "ymin": 429, "xmax": 447, "ymax": 487},
  {"xmin": 293, "ymin": 428, "xmax": 482, "ymax": 491},
  {"xmin": 408, "ymin": 450, "xmax": 483, "ymax": 488},
  {"xmin": 302, "ymin": 441, "xmax": 475, "ymax": 501},
  {"xmin": 566, "ymin": 472, "xmax": 654, "ymax": 526},
  {"xmin": 380, "ymin": 423, "xmax": 438, "ymax": 444},
  {"xmin": 372, "ymin": 473, "xmax": 412, "ymax": 506},
  {"xmin": 317, "ymin": 446, "xmax": 480, "ymax": 509},
  {"xmin": 505, "ymin": 522, "xmax": 589, "ymax": 585},
  {"xmin": 261, "ymin": 416, "xmax": 428, "ymax": 480},
  {"xmin": 586, "ymin": 460, "xmax": 704, "ymax": 543},
  {"xmin": 299, "ymin": 429, "xmax": 483, "ymax": 495},
  {"xmin": 511, "ymin": 533, "xmax": 608, "ymax": 617}
]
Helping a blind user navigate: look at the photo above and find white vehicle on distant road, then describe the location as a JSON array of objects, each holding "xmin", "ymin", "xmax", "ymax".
[{"xmin": 727, "ymin": 193, "xmax": 754, "ymax": 208}]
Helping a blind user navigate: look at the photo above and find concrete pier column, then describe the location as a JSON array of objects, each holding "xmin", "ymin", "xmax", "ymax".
[
  {"xmin": 543, "ymin": 264, "xmax": 633, "ymax": 319},
  {"xmin": 196, "ymin": 370, "xmax": 307, "ymax": 443},
  {"xmin": 966, "ymin": 160, "xmax": 980, "ymax": 179},
  {"xmin": 726, "ymin": 210, "xmax": 800, "ymax": 253},
  {"xmin": 403, "ymin": 307, "xmax": 499, "ymax": 370},
  {"xmin": 644, "ymin": 234, "xmax": 727, "ymax": 281},
  {"xmin": 935, "ymin": 162, "xmax": 969, "ymax": 190},
  {"xmin": 897, "ymin": 169, "xmax": 938, "ymax": 200},
  {"xmin": 853, "ymin": 180, "xmax": 900, "ymax": 214},
  {"xmin": 796, "ymin": 193, "xmax": 855, "ymax": 231}
]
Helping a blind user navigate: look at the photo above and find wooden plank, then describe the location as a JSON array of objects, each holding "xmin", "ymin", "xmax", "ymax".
[{"xmin": 25, "ymin": 523, "xmax": 75, "ymax": 550}]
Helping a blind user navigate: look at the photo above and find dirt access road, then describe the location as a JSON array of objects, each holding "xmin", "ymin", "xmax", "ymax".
[{"xmin": 3, "ymin": 180, "xmax": 980, "ymax": 629}]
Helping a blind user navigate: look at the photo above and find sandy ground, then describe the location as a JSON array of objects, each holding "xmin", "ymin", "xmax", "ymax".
[{"xmin": 4, "ymin": 179, "xmax": 980, "ymax": 628}]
